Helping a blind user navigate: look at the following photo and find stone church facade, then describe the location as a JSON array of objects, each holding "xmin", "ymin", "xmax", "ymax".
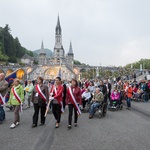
[{"xmin": 29, "ymin": 16, "xmax": 78, "ymax": 80}]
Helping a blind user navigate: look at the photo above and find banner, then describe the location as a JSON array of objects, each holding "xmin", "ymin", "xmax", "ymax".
[{"xmin": 5, "ymin": 69, "xmax": 20, "ymax": 83}]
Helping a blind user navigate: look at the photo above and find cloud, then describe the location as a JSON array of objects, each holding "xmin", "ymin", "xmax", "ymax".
[{"xmin": 0, "ymin": 0, "xmax": 150, "ymax": 66}]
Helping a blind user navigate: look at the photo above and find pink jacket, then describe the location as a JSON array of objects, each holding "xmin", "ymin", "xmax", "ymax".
[{"xmin": 110, "ymin": 91, "xmax": 120, "ymax": 100}]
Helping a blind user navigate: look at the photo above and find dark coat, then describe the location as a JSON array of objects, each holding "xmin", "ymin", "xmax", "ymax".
[
  {"xmin": 0, "ymin": 80, "xmax": 8, "ymax": 97},
  {"xmin": 31, "ymin": 84, "xmax": 49, "ymax": 106}
]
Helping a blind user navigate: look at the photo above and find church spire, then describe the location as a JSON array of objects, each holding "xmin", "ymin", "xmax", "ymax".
[
  {"xmin": 68, "ymin": 41, "xmax": 73, "ymax": 54},
  {"xmin": 40, "ymin": 40, "xmax": 45, "ymax": 54},
  {"xmin": 56, "ymin": 15, "xmax": 61, "ymax": 35}
]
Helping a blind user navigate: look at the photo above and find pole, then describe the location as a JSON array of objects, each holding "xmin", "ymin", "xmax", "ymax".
[
  {"xmin": 93, "ymin": 67, "xmax": 94, "ymax": 79},
  {"xmin": 44, "ymin": 99, "xmax": 51, "ymax": 117}
]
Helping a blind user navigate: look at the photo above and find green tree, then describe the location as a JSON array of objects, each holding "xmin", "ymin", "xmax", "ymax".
[
  {"xmin": 74, "ymin": 60, "xmax": 81, "ymax": 65},
  {"xmin": 8, "ymin": 56, "xmax": 17, "ymax": 63},
  {"xmin": 0, "ymin": 24, "xmax": 34, "ymax": 63}
]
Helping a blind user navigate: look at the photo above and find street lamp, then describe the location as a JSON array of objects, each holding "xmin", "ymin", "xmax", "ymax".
[{"xmin": 93, "ymin": 66, "xmax": 95, "ymax": 79}]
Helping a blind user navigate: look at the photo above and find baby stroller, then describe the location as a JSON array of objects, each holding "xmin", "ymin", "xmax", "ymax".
[{"xmin": 108, "ymin": 90, "xmax": 122, "ymax": 110}]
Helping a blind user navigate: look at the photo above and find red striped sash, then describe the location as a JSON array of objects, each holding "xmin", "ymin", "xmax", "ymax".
[
  {"xmin": 36, "ymin": 84, "xmax": 46, "ymax": 102},
  {"xmin": 0, "ymin": 94, "xmax": 5, "ymax": 105},
  {"xmin": 12, "ymin": 87, "xmax": 22, "ymax": 111},
  {"xmin": 68, "ymin": 87, "xmax": 81, "ymax": 115}
]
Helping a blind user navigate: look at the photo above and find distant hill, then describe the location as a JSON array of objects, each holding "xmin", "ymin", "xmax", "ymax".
[{"xmin": 33, "ymin": 49, "xmax": 53, "ymax": 58}]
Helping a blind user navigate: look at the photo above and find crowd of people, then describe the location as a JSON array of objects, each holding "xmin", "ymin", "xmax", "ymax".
[{"xmin": 0, "ymin": 73, "xmax": 150, "ymax": 130}]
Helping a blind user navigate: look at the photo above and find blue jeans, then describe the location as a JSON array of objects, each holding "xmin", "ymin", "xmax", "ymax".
[
  {"xmin": 143, "ymin": 92, "xmax": 149, "ymax": 102},
  {"xmin": 126, "ymin": 97, "xmax": 131, "ymax": 108},
  {"xmin": 89, "ymin": 102, "xmax": 100, "ymax": 115}
]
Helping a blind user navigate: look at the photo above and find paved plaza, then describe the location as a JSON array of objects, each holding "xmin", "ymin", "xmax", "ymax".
[{"xmin": 1, "ymin": 101, "xmax": 150, "ymax": 150}]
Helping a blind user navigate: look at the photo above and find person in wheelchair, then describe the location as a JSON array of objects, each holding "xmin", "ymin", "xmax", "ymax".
[
  {"xmin": 109, "ymin": 88, "xmax": 120, "ymax": 108},
  {"xmin": 81, "ymin": 88, "xmax": 91, "ymax": 111},
  {"xmin": 89, "ymin": 88, "xmax": 104, "ymax": 119}
]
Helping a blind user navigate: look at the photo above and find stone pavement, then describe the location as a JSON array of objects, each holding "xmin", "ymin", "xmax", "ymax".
[{"xmin": 0, "ymin": 102, "xmax": 150, "ymax": 150}]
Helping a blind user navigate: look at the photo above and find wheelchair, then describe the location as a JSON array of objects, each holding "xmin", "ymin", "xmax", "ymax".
[
  {"xmin": 108, "ymin": 100, "xmax": 123, "ymax": 111},
  {"xmin": 91, "ymin": 101, "xmax": 107, "ymax": 118}
]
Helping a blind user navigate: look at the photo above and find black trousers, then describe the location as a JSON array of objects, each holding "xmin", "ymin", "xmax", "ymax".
[
  {"xmin": 108, "ymin": 93, "xmax": 111, "ymax": 101},
  {"xmin": 82, "ymin": 98, "xmax": 88, "ymax": 108},
  {"xmin": 68, "ymin": 104, "xmax": 78, "ymax": 125},
  {"xmin": 63, "ymin": 96, "xmax": 66, "ymax": 109},
  {"xmin": 52, "ymin": 103, "xmax": 61, "ymax": 123},
  {"xmin": 33, "ymin": 104, "xmax": 46, "ymax": 125}
]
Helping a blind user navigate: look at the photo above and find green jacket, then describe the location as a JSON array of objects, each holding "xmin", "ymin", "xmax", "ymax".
[
  {"xmin": 24, "ymin": 83, "xmax": 34, "ymax": 96},
  {"xmin": 8, "ymin": 84, "xmax": 24, "ymax": 105},
  {"xmin": 93, "ymin": 92, "xmax": 104, "ymax": 103}
]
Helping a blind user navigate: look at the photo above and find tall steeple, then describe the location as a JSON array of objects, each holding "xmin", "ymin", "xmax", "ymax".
[
  {"xmin": 68, "ymin": 41, "xmax": 73, "ymax": 54},
  {"xmin": 39, "ymin": 40, "xmax": 46, "ymax": 65},
  {"xmin": 67, "ymin": 41, "xmax": 74, "ymax": 68},
  {"xmin": 55, "ymin": 15, "xmax": 61, "ymax": 35},
  {"xmin": 54, "ymin": 15, "xmax": 65, "ymax": 64},
  {"xmin": 40, "ymin": 40, "xmax": 45, "ymax": 54}
]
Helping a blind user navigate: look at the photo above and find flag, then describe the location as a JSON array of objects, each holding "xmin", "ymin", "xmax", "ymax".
[
  {"xmin": 5, "ymin": 69, "xmax": 20, "ymax": 83},
  {"xmin": 58, "ymin": 67, "xmax": 62, "ymax": 78}
]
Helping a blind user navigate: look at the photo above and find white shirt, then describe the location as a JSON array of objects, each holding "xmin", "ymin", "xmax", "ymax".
[
  {"xmin": 88, "ymin": 86, "xmax": 96, "ymax": 93},
  {"xmin": 82, "ymin": 92, "xmax": 91, "ymax": 100}
]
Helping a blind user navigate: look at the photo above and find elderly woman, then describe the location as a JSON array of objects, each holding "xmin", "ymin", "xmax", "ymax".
[
  {"xmin": 31, "ymin": 77, "xmax": 49, "ymax": 128},
  {"xmin": 110, "ymin": 88, "xmax": 120, "ymax": 108},
  {"xmin": 89, "ymin": 88, "xmax": 104, "ymax": 119},
  {"xmin": 8, "ymin": 78, "xmax": 24, "ymax": 129}
]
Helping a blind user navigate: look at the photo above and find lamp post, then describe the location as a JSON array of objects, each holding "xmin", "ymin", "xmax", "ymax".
[{"xmin": 93, "ymin": 66, "xmax": 95, "ymax": 79}]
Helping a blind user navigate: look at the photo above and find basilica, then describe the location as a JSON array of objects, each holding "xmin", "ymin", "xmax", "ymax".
[{"xmin": 29, "ymin": 16, "xmax": 78, "ymax": 80}]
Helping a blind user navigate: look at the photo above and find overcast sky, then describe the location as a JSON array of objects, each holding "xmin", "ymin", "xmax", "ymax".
[{"xmin": 0, "ymin": 0, "xmax": 150, "ymax": 67}]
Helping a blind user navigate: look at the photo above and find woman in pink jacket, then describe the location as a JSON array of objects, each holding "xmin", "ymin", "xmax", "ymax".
[{"xmin": 110, "ymin": 89, "xmax": 120, "ymax": 107}]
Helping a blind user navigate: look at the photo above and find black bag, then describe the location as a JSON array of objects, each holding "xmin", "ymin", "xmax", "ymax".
[{"xmin": 0, "ymin": 106, "xmax": 5, "ymax": 121}]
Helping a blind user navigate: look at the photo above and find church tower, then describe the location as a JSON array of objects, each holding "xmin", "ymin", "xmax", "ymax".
[
  {"xmin": 39, "ymin": 40, "xmax": 46, "ymax": 65},
  {"xmin": 67, "ymin": 41, "xmax": 74, "ymax": 68},
  {"xmin": 54, "ymin": 15, "xmax": 65, "ymax": 64}
]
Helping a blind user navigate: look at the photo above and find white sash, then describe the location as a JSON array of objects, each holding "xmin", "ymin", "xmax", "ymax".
[
  {"xmin": 12, "ymin": 87, "xmax": 22, "ymax": 112},
  {"xmin": 52, "ymin": 85, "xmax": 64, "ymax": 113},
  {"xmin": 69, "ymin": 87, "xmax": 81, "ymax": 115},
  {"xmin": 36, "ymin": 84, "xmax": 46, "ymax": 102},
  {"xmin": 0, "ymin": 94, "xmax": 5, "ymax": 105},
  {"xmin": 54, "ymin": 86, "xmax": 57, "ymax": 95}
]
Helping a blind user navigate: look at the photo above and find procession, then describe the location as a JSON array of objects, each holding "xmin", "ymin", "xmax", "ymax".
[{"xmin": 1, "ymin": 72, "xmax": 150, "ymax": 129}]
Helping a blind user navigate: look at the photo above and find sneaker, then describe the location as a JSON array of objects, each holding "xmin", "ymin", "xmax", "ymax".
[
  {"xmin": 74, "ymin": 123, "xmax": 77, "ymax": 127},
  {"xmin": 31, "ymin": 124, "xmax": 37, "ymax": 128},
  {"xmin": 10, "ymin": 123, "xmax": 16, "ymax": 129},
  {"xmin": 67, "ymin": 125, "xmax": 71, "ymax": 129},
  {"xmin": 55, "ymin": 123, "xmax": 59, "ymax": 128},
  {"xmin": 16, "ymin": 122, "xmax": 20, "ymax": 126}
]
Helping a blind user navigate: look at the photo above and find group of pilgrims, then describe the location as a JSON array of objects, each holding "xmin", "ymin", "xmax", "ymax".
[{"xmin": 1, "ymin": 72, "xmax": 148, "ymax": 130}]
